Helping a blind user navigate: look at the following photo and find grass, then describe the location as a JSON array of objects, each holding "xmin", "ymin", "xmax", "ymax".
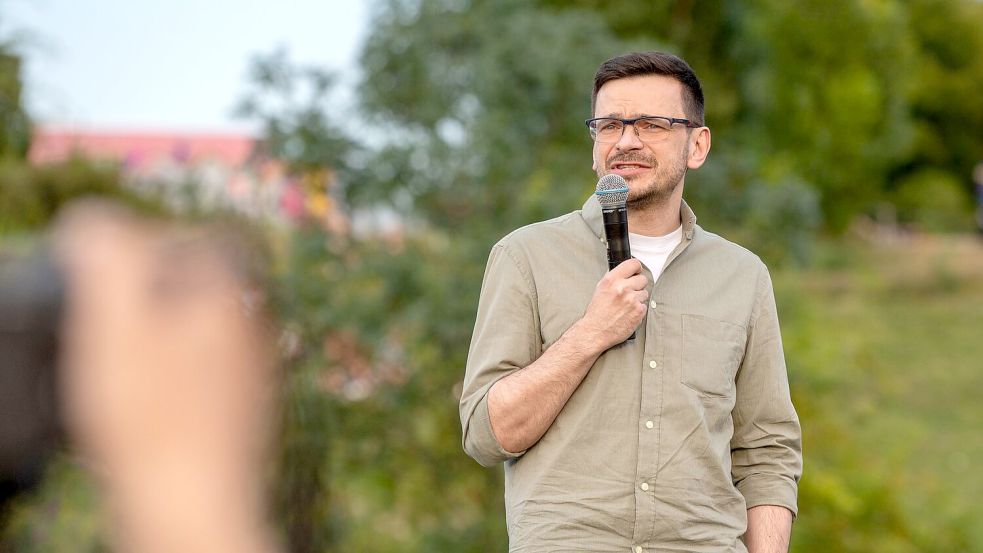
[{"xmin": 777, "ymin": 234, "xmax": 983, "ymax": 552}]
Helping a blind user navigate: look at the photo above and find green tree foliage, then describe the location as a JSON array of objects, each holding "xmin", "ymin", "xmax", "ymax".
[
  {"xmin": 0, "ymin": 158, "xmax": 126, "ymax": 236},
  {"xmin": 272, "ymin": 227, "xmax": 509, "ymax": 552},
  {"xmin": 0, "ymin": 40, "xmax": 31, "ymax": 159},
  {"xmin": 549, "ymin": 0, "xmax": 983, "ymax": 237},
  {"xmin": 898, "ymin": 0, "xmax": 983, "ymax": 221},
  {"xmin": 356, "ymin": 0, "xmax": 622, "ymax": 240},
  {"xmin": 235, "ymin": 47, "xmax": 358, "ymax": 177},
  {"xmin": 731, "ymin": 0, "xmax": 914, "ymax": 232}
]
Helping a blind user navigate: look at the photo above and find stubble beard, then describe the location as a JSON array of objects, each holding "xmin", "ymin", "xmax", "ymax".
[
  {"xmin": 627, "ymin": 147, "xmax": 688, "ymax": 212},
  {"xmin": 599, "ymin": 146, "xmax": 689, "ymax": 212}
]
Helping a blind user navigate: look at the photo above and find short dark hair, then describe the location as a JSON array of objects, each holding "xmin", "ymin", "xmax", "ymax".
[{"xmin": 591, "ymin": 51, "xmax": 705, "ymax": 126}]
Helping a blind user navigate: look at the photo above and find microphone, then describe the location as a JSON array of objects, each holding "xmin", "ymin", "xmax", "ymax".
[{"xmin": 595, "ymin": 174, "xmax": 635, "ymax": 341}]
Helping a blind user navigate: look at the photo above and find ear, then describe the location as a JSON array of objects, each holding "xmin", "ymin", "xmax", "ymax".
[{"xmin": 686, "ymin": 126, "xmax": 711, "ymax": 170}]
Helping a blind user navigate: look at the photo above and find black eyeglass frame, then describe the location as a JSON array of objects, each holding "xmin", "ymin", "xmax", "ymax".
[{"xmin": 585, "ymin": 115, "xmax": 702, "ymax": 142}]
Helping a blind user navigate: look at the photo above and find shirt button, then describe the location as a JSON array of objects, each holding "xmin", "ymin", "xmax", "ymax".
[
  {"xmin": 640, "ymin": 482, "xmax": 649, "ymax": 491},
  {"xmin": 649, "ymin": 300, "xmax": 657, "ymax": 309},
  {"xmin": 648, "ymin": 360, "xmax": 658, "ymax": 369},
  {"xmin": 645, "ymin": 420, "xmax": 654, "ymax": 429}
]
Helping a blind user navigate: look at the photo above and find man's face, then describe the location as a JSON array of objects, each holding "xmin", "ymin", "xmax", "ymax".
[{"xmin": 592, "ymin": 75, "xmax": 694, "ymax": 211}]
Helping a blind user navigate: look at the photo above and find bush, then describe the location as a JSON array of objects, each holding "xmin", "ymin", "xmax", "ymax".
[
  {"xmin": 0, "ymin": 158, "xmax": 126, "ymax": 235},
  {"xmin": 741, "ymin": 175, "xmax": 824, "ymax": 267},
  {"xmin": 893, "ymin": 168, "xmax": 973, "ymax": 232}
]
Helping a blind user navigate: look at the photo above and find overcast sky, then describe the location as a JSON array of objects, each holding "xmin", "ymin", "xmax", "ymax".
[{"xmin": 1, "ymin": 0, "xmax": 369, "ymax": 133}]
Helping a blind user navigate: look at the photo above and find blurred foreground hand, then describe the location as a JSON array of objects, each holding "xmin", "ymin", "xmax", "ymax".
[{"xmin": 54, "ymin": 201, "xmax": 282, "ymax": 553}]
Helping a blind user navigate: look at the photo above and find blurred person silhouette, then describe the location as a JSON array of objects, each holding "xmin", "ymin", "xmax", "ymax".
[{"xmin": 1, "ymin": 200, "xmax": 283, "ymax": 553}]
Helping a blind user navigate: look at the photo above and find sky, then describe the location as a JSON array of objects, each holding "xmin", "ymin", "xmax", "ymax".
[{"xmin": 0, "ymin": 0, "xmax": 370, "ymax": 133}]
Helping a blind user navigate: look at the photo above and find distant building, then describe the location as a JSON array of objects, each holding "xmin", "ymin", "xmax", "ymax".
[
  {"xmin": 29, "ymin": 126, "xmax": 255, "ymax": 168},
  {"xmin": 28, "ymin": 125, "xmax": 347, "ymax": 230}
]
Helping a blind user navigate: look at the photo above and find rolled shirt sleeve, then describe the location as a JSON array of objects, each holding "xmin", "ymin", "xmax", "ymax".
[
  {"xmin": 730, "ymin": 265, "xmax": 803, "ymax": 517},
  {"xmin": 460, "ymin": 242, "xmax": 541, "ymax": 467}
]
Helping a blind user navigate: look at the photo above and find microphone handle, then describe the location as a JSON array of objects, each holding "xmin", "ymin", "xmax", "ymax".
[{"xmin": 601, "ymin": 206, "xmax": 635, "ymax": 341}]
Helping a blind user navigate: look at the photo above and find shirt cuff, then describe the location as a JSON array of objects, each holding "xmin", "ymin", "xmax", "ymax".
[
  {"xmin": 464, "ymin": 392, "xmax": 526, "ymax": 467},
  {"xmin": 736, "ymin": 473, "xmax": 799, "ymax": 519}
]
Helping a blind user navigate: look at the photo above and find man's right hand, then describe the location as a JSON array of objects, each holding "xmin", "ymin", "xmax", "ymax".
[
  {"xmin": 576, "ymin": 258, "xmax": 649, "ymax": 352},
  {"xmin": 486, "ymin": 257, "xmax": 648, "ymax": 454}
]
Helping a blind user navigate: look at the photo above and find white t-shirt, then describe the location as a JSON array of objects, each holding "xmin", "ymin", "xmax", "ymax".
[{"xmin": 629, "ymin": 225, "xmax": 683, "ymax": 282}]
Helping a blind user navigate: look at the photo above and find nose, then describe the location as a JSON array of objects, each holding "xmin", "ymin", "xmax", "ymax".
[{"xmin": 614, "ymin": 122, "xmax": 643, "ymax": 152}]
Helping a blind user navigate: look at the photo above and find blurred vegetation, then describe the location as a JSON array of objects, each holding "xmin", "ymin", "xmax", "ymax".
[
  {"xmin": 2, "ymin": 1, "xmax": 983, "ymax": 552},
  {"xmin": 0, "ymin": 41, "xmax": 30, "ymax": 160},
  {"xmin": 779, "ymin": 238, "xmax": 983, "ymax": 551}
]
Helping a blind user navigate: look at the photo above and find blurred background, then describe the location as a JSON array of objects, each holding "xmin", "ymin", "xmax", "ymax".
[{"xmin": 1, "ymin": 0, "xmax": 982, "ymax": 551}]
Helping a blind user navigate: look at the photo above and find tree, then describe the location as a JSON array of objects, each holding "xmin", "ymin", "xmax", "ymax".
[{"xmin": 0, "ymin": 40, "xmax": 30, "ymax": 160}]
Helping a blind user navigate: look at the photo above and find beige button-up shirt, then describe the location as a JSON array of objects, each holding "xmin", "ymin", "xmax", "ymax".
[{"xmin": 460, "ymin": 196, "xmax": 802, "ymax": 553}]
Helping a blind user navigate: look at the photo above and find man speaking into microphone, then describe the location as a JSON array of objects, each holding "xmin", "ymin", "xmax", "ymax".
[{"xmin": 459, "ymin": 52, "xmax": 802, "ymax": 553}]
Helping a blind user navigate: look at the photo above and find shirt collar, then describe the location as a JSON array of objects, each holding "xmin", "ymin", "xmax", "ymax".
[{"xmin": 581, "ymin": 194, "xmax": 698, "ymax": 241}]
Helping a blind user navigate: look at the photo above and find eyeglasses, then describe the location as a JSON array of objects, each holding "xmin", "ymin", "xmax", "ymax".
[{"xmin": 585, "ymin": 116, "xmax": 700, "ymax": 143}]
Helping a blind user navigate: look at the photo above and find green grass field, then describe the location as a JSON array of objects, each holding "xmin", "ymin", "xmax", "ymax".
[{"xmin": 778, "ymin": 234, "xmax": 983, "ymax": 552}]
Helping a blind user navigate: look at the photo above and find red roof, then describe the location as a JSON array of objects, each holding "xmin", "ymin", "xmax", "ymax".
[{"xmin": 29, "ymin": 126, "xmax": 258, "ymax": 168}]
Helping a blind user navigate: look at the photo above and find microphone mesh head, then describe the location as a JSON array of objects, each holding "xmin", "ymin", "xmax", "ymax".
[{"xmin": 595, "ymin": 174, "xmax": 629, "ymax": 208}]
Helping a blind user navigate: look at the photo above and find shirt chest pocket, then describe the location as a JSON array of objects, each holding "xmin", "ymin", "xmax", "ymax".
[{"xmin": 680, "ymin": 314, "xmax": 747, "ymax": 398}]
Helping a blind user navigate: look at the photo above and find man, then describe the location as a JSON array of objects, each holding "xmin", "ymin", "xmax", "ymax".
[{"xmin": 460, "ymin": 52, "xmax": 802, "ymax": 553}]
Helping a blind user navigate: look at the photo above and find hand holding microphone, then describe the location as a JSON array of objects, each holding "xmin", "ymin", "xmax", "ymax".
[
  {"xmin": 578, "ymin": 257, "xmax": 648, "ymax": 351},
  {"xmin": 576, "ymin": 174, "xmax": 647, "ymax": 349}
]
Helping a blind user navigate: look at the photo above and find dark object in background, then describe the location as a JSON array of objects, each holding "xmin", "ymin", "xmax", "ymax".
[
  {"xmin": 974, "ymin": 161, "xmax": 983, "ymax": 236},
  {"xmin": 0, "ymin": 245, "xmax": 64, "ymax": 507}
]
